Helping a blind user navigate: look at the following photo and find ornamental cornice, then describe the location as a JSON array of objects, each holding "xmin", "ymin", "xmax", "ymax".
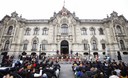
[
  {"xmin": 80, "ymin": 19, "xmax": 103, "ymax": 24},
  {"xmin": 25, "ymin": 19, "xmax": 49, "ymax": 24}
]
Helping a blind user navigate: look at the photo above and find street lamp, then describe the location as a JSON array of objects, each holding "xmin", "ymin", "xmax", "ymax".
[
  {"xmin": 88, "ymin": 44, "xmax": 90, "ymax": 60},
  {"xmin": 40, "ymin": 44, "xmax": 42, "ymax": 54},
  {"xmin": 39, "ymin": 44, "xmax": 42, "ymax": 60}
]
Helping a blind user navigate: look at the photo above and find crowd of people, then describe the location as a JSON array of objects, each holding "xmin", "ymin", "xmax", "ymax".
[
  {"xmin": 0, "ymin": 54, "xmax": 61, "ymax": 78},
  {"xmin": 72, "ymin": 59, "xmax": 128, "ymax": 78},
  {"xmin": 0, "ymin": 53, "xmax": 128, "ymax": 78}
]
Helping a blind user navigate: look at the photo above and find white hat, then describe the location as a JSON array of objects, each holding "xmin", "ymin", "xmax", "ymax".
[{"xmin": 42, "ymin": 73, "xmax": 47, "ymax": 77}]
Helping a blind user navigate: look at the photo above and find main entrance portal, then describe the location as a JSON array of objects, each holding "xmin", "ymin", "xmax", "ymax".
[{"xmin": 61, "ymin": 40, "xmax": 69, "ymax": 54}]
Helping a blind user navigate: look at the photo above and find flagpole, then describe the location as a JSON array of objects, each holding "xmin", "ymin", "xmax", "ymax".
[{"xmin": 63, "ymin": 0, "xmax": 65, "ymax": 7}]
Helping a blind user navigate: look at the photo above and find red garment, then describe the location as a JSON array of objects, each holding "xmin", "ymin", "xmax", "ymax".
[{"xmin": 33, "ymin": 63, "xmax": 37, "ymax": 67}]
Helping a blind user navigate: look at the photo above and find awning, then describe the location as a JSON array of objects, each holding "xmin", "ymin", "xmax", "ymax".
[
  {"xmin": 102, "ymin": 52, "xmax": 106, "ymax": 55},
  {"xmin": 93, "ymin": 52, "xmax": 98, "ymax": 55},
  {"xmin": 123, "ymin": 52, "xmax": 128, "ymax": 55},
  {"xmin": 83, "ymin": 52, "xmax": 88, "ymax": 55},
  {"xmin": 22, "ymin": 51, "xmax": 27, "ymax": 55},
  {"xmin": 31, "ymin": 52, "xmax": 36, "ymax": 55},
  {"xmin": 1, "ymin": 52, "xmax": 7, "ymax": 55},
  {"xmin": 41, "ymin": 52, "xmax": 46, "ymax": 55}
]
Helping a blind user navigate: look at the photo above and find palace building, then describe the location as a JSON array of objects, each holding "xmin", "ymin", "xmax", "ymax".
[{"xmin": 0, "ymin": 7, "xmax": 128, "ymax": 61}]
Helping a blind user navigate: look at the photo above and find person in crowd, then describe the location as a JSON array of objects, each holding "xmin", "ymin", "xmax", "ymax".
[
  {"xmin": 29, "ymin": 67, "xmax": 42, "ymax": 78},
  {"xmin": 93, "ymin": 69, "xmax": 104, "ymax": 78},
  {"xmin": 119, "ymin": 70, "xmax": 128, "ymax": 78},
  {"xmin": 109, "ymin": 71, "xmax": 119, "ymax": 78},
  {"xmin": 3, "ymin": 72, "xmax": 14, "ymax": 78},
  {"xmin": 114, "ymin": 66, "xmax": 121, "ymax": 77},
  {"xmin": 42, "ymin": 73, "xmax": 47, "ymax": 78}
]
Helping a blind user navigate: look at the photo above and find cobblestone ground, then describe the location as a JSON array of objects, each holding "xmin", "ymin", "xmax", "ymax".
[{"xmin": 59, "ymin": 64, "xmax": 74, "ymax": 78}]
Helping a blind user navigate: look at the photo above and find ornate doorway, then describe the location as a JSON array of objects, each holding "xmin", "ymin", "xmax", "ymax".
[{"xmin": 61, "ymin": 40, "xmax": 69, "ymax": 54}]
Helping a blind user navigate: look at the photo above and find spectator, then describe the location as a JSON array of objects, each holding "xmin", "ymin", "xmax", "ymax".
[
  {"xmin": 109, "ymin": 71, "xmax": 119, "ymax": 78},
  {"xmin": 3, "ymin": 72, "xmax": 14, "ymax": 78},
  {"xmin": 93, "ymin": 70, "xmax": 104, "ymax": 78},
  {"xmin": 119, "ymin": 70, "xmax": 128, "ymax": 78},
  {"xmin": 29, "ymin": 67, "xmax": 42, "ymax": 78}
]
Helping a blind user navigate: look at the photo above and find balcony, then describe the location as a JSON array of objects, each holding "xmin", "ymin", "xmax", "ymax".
[
  {"xmin": 1, "ymin": 49, "xmax": 9, "ymax": 52},
  {"xmin": 31, "ymin": 49, "xmax": 37, "ymax": 51},
  {"xmin": 61, "ymin": 33, "xmax": 68, "ymax": 36},
  {"xmin": 92, "ymin": 48, "xmax": 98, "ymax": 50},
  {"xmin": 115, "ymin": 33, "xmax": 126, "ymax": 37}
]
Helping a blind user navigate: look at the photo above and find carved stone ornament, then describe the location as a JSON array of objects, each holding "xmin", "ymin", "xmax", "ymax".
[
  {"xmin": 60, "ymin": 18, "xmax": 68, "ymax": 24},
  {"xmin": 71, "ymin": 19, "xmax": 76, "ymax": 26},
  {"xmin": 104, "ymin": 23, "xmax": 109, "ymax": 28},
  {"xmin": 1, "ymin": 38, "xmax": 5, "ymax": 42},
  {"xmin": 8, "ymin": 20, "xmax": 16, "ymax": 26},
  {"xmin": 52, "ymin": 19, "xmax": 58, "ymax": 26},
  {"xmin": 11, "ymin": 11, "xmax": 18, "ymax": 18},
  {"xmin": 100, "ymin": 39, "xmax": 106, "ymax": 43},
  {"xmin": 3, "ymin": 16, "xmax": 10, "ymax": 25},
  {"xmin": 119, "ymin": 17, "xmax": 125, "ymax": 26}
]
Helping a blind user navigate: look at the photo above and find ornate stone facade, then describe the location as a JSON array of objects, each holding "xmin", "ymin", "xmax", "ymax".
[{"xmin": 0, "ymin": 7, "xmax": 128, "ymax": 61}]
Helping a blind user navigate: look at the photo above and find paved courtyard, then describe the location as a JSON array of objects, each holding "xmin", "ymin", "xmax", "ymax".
[{"xmin": 59, "ymin": 64, "xmax": 74, "ymax": 78}]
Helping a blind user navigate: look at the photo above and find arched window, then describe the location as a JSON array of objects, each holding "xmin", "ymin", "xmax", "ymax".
[
  {"xmin": 32, "ymin": 40, "xmax": 37, "ymax": 51},
  {"xmin": 42, "ymin": 27, "xmax": 48, "ymax": 35},
  {"xmin": 90, "ymin": 27, "xmax": 95, "ymax": 35},
  {"xmin": 116, "ymin": 25, "xmax": 122, "ymax": 34},
  {"xmin": 4, "ymin": 40, "xmax": 10, "ymax": 50},
  {"xmin": 7, "ymin": 26, "xmax": 13, "ymax": 35},
  {"xmin": 34, "ymin": 27, "xmax": 39, "ymax": 35},
  {"xmin": 25, "ymin": 28, "xmax": 31, "ymax": 35},
  {"xmin": 120, "ymin": 40, "xmax": 125, "ymax": 50},
  {"xmin": 99, "ymin": 28, "xmax": 104, "ymax": 35},
  {"xmin": 92, "ymin": 40, "xmax": 97, "ymax": 50},
  {"xmin": 61, "ymin": 24, "xmax": 68, "ymax": 35},
  {"xmin": 81, "ymin": 28, "xmax": 87, "ymax": 35}
]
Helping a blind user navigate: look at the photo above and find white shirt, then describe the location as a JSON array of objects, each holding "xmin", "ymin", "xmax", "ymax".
[
  {"xmin": 34, "ymin": 70, "xmax": 43, "ymax": 77},
  {"xmin": 114, "ymin": 69, "xmax": 121, "ymax": 76},
  {"xmin": 109, "ymin": 75, "xmax": 119, "ymax": 78}
]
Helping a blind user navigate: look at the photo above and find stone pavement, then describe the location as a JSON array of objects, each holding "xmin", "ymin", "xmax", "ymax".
[{"xmin": 59, "ymin": 64, "xmax": 74, "ymax": 78}]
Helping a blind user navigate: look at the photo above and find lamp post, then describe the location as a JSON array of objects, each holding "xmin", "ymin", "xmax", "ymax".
[
  {"xmin": 39, "ymin": 44, "xmax": 41, "ymax": 59},
  {"xmin": 39, "ymin": 44, "xmax": 42, "ymax": 57},
  {"xmin": 88, "ymin": 44, "xmax": 90, "ymax": 60}
]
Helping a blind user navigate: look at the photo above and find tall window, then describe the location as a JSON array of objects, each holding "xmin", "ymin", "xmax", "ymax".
[
  {"xmin": 83, "ymin": 43, "xmax": 87, "ymax": 50},
  {"xmin": 99, "ymin": 28, "xmax": 104, "ymax": 35},
  {"xmin": 34, "ymin": 27, "xmax": 39, "ymax": 35},
  {"xmin": 42, "ymin": 28, "xmax": 48, "ymax": 35},
  {"xmin": 42, "ymin": 40, "xmax": 48, "ymax": 50},
  {"xmin": 42, "ymin": 44, "xmax": 45, "ymax": 50},
  {"xmin": 7, "ymin": 26, "xmax": 13, "ymax": 35},
  {"xmin": 92, "ymin": 40, "xmax": 97, "ymax": 50},
  {"xmin": 25, "ymin": 28, "xmax": 31, "ymax": 35},
  {"xmin": 101, "ymin": 43, "xmax": 106, "ymax": 49},
  {"xmin": 120, "ymin": 40, "xmax": 125, "ymax": 50},
  {"xmin": 23, "ymin": 40, "xmax": 28, "ymax": 51},
  {"xmin": 32, "ymin": 40, "xmax": 37, "ymax": 51},
  {"xmin": 116, "ymin": 25, "xmax": 122, "ymax": 34},
  {"xmin": 61, "ymin": 24, "xmax": 68, "ymax": 35},
  {"xmin": 90, "ymin": 27, "xmax": 95, "ymax": 35},
  {"xmin": 4, "ymin": 40, "xmax": 9, "ymax": 50},
  {"xmin": 81, "ymin": 28, "xmax": 87, "ymax": 35},
  {"xmin": 23, "ymin": 43, "xmax": 28, "ymax": 50}
]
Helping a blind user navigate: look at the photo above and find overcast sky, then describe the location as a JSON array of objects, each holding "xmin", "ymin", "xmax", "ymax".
[{"xmin": 0, "ymin": 0, "xmax": 128, "ymax": 20}]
